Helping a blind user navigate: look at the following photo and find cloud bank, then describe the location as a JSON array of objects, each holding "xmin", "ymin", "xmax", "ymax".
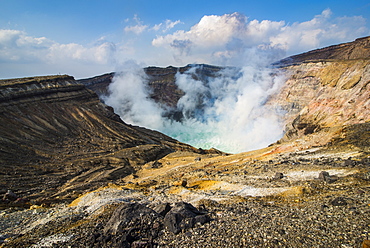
[
  {"xmin": 152, "ymin": 9, "xmax": 368, "ymax": 66},
  {"xmin": 0, "ymin": 29, "xmax": 116, "ymax": 78},
  {"xmin": 0, "ymin": 9, "xmax": 368, "ymax": 78},
  {"xmin": 0, "ymin": 29, "xmax": 116, "ymax": 64}
]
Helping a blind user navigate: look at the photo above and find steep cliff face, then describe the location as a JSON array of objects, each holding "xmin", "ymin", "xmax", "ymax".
[
  {"xmin": 270, "ymin": 38, "xmax": 370, "ymax": 154},
  {"xmin": 277, "ymin": 60, "xmax": 369, "ymax": 131},
  {"xmin": 0, "ymin": 75, "xmax": 203, "ymax": 203}
]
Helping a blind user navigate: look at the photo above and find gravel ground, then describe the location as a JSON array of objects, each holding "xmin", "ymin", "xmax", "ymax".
[
  {"xmin": 0, "ymin": 159, "xmax": 369, "ymax": 248},
  {"xmin": 156, "ymin": 194, "xmax": 370, "ymax": 247}
]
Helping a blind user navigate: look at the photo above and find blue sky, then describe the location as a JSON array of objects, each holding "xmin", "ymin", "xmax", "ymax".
[{"xmin": 1, "ymin": 0, "xmax": 369, "ymax": 79}]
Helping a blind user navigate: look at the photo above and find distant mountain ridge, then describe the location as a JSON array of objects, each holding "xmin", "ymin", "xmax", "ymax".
[
  {"xmin": 79, "ymin": 36, "xmax": 370, "ymax": 111},
  {"xmin": 276, "ymin": 36, "xmax": 370, "ymax": 66},
  {"xmin": 78, "ymin": 64, "xmax": 223, "ymax": 109}
]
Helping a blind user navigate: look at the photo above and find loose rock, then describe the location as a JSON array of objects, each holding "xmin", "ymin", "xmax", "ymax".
[
  {"xmin": 329, "ymin": 197, "xmax": 348, "ymax": 206},
  {"xmin": 273, "ymin": 172, "xmax": 284, "ymax": 180}
]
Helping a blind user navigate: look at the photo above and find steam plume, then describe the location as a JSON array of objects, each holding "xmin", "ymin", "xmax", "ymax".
[{"xmin": 104, "ymin": 54, "xmax": 285, "ymax": 154}]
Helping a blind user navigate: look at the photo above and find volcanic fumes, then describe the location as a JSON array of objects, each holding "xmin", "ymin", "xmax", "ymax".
[{"xmin": 104, "ymin": 62, "xmax": 285, "ymax": 153}]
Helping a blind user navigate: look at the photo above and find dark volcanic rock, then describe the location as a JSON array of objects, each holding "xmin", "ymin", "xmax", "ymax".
[
  {"xmin": 329, "ymin": 197, "xmax": 348, "ymax": 206},
  {"xmin": 77, "ymin": 201, "xmax": 211, "ymax": 247},
  {"xmin": 152, "ymin": 202, "xmax": 171, "ymax": 217},
  {"xmin": 163, "ymin": 202, "xmax": 211, "ymax": 234},
  {"xmin": 77, "ymin": 72, "xmax": 114, "ymax": 97},
  {"xmin": 2, "ymin": 190, "xmax": 17, "ymax": 202},
  {"xmin": 317, "ymin": 171, "xmax": 338, "ymax": 183},
  {"xmin": 102, "ymin": 203, "xmax": 163, "ymax": 247}
]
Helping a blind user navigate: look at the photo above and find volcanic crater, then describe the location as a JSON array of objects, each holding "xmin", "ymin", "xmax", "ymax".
[{"xmin": 0, "ymin": 37, "xmax": 369, "ymax": 247}]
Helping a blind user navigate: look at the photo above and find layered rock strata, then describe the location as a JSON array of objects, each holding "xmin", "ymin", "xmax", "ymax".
[
  {"xmin": 272, "ymin": 60, "xmax": 369, "ymax": 134},
  {"xmin": 0, "ymin": 75, "xmax": 206, "ymax": 205}
]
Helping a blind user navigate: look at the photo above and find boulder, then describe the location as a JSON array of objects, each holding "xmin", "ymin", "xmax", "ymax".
[
  {"xmin": 3, "ymin": 190, "xmax": 18, "ymax": 201},
  {"xmin": 103, "ymin": 203, "xmax": 163, "ymax": 247},
  {"xmin": 317, "ymin": 171, "xmax": 338, "ymax": 183},
  {"xmin": 318, "ymin": 171, "xmax": 330, "ymax": 181},
  {"xmin": 163, "ymin": 202, "xmax": 211, "ymax": 234},
  {"xmin": 343, "ymin": 158, "xmax": 356, "ymax": 167},
  {"xmin": 363, "ymin": 240, "xmax": 370, "ymax": 248}
]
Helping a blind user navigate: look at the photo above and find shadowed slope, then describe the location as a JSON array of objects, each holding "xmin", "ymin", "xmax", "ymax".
[{"xmin": 0, "ymin": 75, "xmax": 205, "ymax": 204}]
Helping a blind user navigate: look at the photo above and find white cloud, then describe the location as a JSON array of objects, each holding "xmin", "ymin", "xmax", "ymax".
[
  {"xmin": 163, "ymin": 19, "xmax": 182, "ymax": 32},
  {"xmin": 0, "ymin": 29, "xmax": 116, "ymax": 78},
  {"xmin": 152, "ymin": 23, "xmax": 162, "ymax": 32},
  {"xmin": 0, "ymin": 29, "xmax": 53, "ymax": 62},
  {"xmin": 124, "ymin": 24, "xmax": 148, "ymax": 34},
  {"xmin": 47, "ymin": 41, "xmax": 116, "ymax": 64},
  {"xmin": 0, "ymin": 29, "xmax": 116, "ymax": 64},
  {"xmin": 152, "ymin": 9, "xmax": 368, "ymax": 65},
  {"xmin": 152, "ymin": 13, "xmax": 247, "ymax": 48},
  {"xmin": 268, "ymin": 8, "xmax": 367, "ymax": 53},
  {"xmin": 124, "ymin": 14, "xmax": 148, "ymax": 34},
  {"xmin": 125, "ymin": 15, "xmax": 182, "ymax": 34}
]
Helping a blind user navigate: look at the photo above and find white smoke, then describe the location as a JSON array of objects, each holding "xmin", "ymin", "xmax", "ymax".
[
  {"xmin": 165, "ymin": 64, "xmax": 285, "ymax": 153},
  {"xmin": 103, "ymin": 60, "xmax": 164, "ymax": 130},
  {"xmin": 104, "ymin": 53, "xmax": 285, "ymax": 154}
]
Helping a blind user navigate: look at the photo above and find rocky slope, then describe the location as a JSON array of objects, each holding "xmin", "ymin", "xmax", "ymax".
[
  {"xmin": 268, "ymin": 39, "xmax": 370, "ymax": 156},
  {"xmin": 0, "ymin": 75, "xmax": 208, "ymax": 206},
  {"xmin": 0, "ymin": 37, "xmax": 369, "ymax": 247}
]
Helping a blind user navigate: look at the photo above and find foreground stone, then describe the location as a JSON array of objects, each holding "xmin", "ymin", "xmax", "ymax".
[
  {"xmin": 163, "ymin": 202, "xmax": 211, "ymax": 234},
  {"xmin": 102, "ymin": 203, "xmax": 163, "ymax": 247}
]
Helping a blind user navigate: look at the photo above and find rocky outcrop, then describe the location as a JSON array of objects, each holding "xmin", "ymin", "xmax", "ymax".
[
  {"xmin": 272, "ymin": 60, "xmax": 369, "ymax": 140},
  {"xmin": 269, "ymin": 54, "xmax": 370, "ymax": 154},
  {"xmin": 260, "ymin": 36, "xmax": 369, "ymax": 154}
]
